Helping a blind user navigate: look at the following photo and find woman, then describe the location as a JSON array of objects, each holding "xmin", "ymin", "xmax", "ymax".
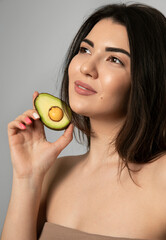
[{"xmin": 1, "ymin": 3, "xmax": 166, "ymax": 240}]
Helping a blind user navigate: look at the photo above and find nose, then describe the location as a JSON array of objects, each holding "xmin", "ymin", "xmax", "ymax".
[{"xmin": 80, "ymin": 60, "xmax": 98, "ymax": 79}]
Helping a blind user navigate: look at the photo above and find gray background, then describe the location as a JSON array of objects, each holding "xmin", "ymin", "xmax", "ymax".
[{"xmin": 0, "ymin": 0, "xmax": 165, "ymax": 233}]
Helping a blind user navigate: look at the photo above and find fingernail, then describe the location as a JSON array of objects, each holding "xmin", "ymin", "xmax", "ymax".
[
  {"xmin": 25, "ymin": 117, "xmax": 32, "ymax": 124},
  {"xmin": 19, "ymin": 123, "xmax": 26, "ymax": 129},
  {"xmin": 33, "ymin": 112, "xmax": 40, "ymax": 119}
]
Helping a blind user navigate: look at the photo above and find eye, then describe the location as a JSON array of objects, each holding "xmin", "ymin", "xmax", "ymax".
[
  {"xmin": 79, "ymin": 47, "xmax": 91, "ymax": 54},
  {"xmin": 108, "ymin": 56, "xmax": 124, "ymax": 66}
]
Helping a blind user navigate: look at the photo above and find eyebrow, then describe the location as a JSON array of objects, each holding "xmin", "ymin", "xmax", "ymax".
[{"xmin": 82, "ymin": 38, "xmax": 130, "ymax": 58}]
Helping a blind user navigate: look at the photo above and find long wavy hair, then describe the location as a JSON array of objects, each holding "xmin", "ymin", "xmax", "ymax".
[{"xmin": 60, "ymin": 3, "xmax": 166, "ymax": 181}]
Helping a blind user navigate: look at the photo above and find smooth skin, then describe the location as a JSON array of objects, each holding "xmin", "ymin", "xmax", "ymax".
[
  {"xmin": 1, "ymin": 91, "xmax": 74, "ymax": 240},
  {"xmin": 47, "ymin": 19, "xmax": 166, "ymax": 239},
  {"xmin": 1, "ymin": 18, "xmax": 166, "ymax": 240},
  {"xmin": 68, "ymin": 18, "xmax": 131, "ymax": 168}
]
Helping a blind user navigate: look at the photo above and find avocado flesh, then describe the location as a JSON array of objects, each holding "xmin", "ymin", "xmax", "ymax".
[{"xmin": 34, "ymin": 93, "xmax": 72, "ymax": 130}]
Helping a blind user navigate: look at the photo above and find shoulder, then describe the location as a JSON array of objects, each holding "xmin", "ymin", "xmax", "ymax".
[
  {"xmin": 151, "ymin": 153, "xmax": 166, "ymax": 225},
  {"xmin": 44, "ymin": 153, "xmax": 88, "ymax": 195},
  {"xmin": 37, "ymin": 154, "xmax": 86, "ymax": 236},
  {"xmin": 44, "ymin": 154, "xmax": 85, "ymax": 217},
  {"xmin": 151, "ymin": 152, "xmax": 166, "ymax": 190},
  {"xmin": 44, "ymin": 154, "xmax": 85, "ymax": 194}
]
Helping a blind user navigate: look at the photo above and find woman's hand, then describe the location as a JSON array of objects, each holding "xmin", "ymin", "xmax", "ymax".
[{"xmin": 8, "ymin": 91, "xmax": 74, "ymax": 182}]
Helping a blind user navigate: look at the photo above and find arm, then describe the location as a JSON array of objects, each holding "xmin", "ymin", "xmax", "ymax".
[
  {"xmin": 1, "ymin": 92, "xmax": 74, "ymax": 240},
  {"xmin": 1, "ymin": 176, "xmax": 43, "ymax": 240}
]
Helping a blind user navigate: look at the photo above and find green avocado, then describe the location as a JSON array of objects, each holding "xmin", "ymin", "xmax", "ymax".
[{"xmin": 34, "ymin": 93, "xmax": 72, "ymax": 130}]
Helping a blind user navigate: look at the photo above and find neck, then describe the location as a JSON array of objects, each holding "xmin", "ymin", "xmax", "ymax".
[{"xmin": 85, "ymin": 116, "xmax": 126, "ymax": 169}]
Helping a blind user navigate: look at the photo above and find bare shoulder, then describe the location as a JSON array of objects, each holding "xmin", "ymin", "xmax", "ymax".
[
  {"xmin": 44, "ymin": 153, "xmax": 86, "ymax": 194},
  {"xmin": 37, "ymin": 153, "xmax": 86, "ymax": 236},
  {"xmin": 151, "ymin": 152, "xmax": 166, "ymax": 189}
]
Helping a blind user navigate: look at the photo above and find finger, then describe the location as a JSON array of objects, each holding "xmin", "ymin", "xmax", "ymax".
[
  {"xmin": 21, "ymin": 115, "xmax": 33, "ymax": 126},
  {"xmin": 52, "ymin": 123, "xmax": 74, "ymax": 154},
  {"xmin": 9, "ymin": 108, "xmax": 40, "ymax": 134},
  {"xmin": 21, "ymin": 110, "xmax": 45, "ymax": 138},
  {"xmin": 33, "ymin": 91, "xmax": 39, "ymax": 110},
  {"xmin": 13, "ymin": 110, "xmax": 40, "ymax": 131},
  {"xmin": 16, "ymin": 110, "xmax": 40, "ymax": 122},
  {"xmin": 8, "ymin": 120, "xmax": 26, "ymax": 136}
]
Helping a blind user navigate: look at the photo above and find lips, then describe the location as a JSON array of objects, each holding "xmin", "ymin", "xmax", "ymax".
[{"xmin": 74, "ymin": 80, "xmax": 97, "ymax": 93}]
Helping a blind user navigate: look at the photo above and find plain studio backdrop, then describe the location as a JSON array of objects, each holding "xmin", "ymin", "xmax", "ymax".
[{"xmin": 0, "ymin": 0, "xmax": 165, "ymax": 234}]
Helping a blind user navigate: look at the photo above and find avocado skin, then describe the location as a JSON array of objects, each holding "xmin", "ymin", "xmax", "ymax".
[{"xmin": 34, "ymin": 93, "xmax": 72, "ymax": 131}]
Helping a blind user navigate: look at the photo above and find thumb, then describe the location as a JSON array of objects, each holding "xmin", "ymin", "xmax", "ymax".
[{"xmin": 52, "ymin": 123, "xmax": 74, "ymax": 154}]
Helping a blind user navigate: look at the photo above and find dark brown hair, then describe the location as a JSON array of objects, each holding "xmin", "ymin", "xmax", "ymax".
[{"xmin": 60, "ymin": 3, "xmax": 166, "ymax": 180}]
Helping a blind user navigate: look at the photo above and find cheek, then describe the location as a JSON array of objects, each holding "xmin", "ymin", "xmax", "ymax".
[
  {"xmin": 101, "ymin": 71, "xmax": 131, "ymax": 98},
  {"xmin": 68, "ymin": 56, "xmax": 80, "ymax": 79},
  {"xmin": 68, "ymin": 57, "xmax": 87, "ymax": 114},
  {"xmin": 68, "ymin": 59, "xmax": 74, "ymax": 85},
  {"xmin": 98, "ymin": 71, "xmax": 131, "ymax": 113},
  {"xmin": 68, "ymin": 58, "xmax": 76, "ymax": 100}
]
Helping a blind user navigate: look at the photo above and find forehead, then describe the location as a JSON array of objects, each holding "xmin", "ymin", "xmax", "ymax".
[{"xmin": 85, "ymin": 18, "xmax": 130, "ymax": 52}]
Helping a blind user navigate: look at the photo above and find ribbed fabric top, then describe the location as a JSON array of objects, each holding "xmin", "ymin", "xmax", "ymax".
[{"xmin": 38, "ymin": 222, "xmax": 145, "ymax": 240}]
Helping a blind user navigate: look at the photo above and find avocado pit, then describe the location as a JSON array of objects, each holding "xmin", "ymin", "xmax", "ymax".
[{"xmin": 48, "ymin": 106, "xmax": 63, "ymax": 122}]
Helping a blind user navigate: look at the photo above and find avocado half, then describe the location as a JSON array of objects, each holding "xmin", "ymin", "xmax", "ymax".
[{"xmin": 34, "ymin": 93, "xmax": 72, "ymax": 130}]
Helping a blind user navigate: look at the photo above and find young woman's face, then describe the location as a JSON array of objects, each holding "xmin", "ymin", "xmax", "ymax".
[{"xmin": 68, "ymin": 18, "xmax": 131, "ymax": 120}]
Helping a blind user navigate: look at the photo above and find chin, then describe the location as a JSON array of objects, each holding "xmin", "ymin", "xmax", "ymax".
[
  {"xmin": 69, "ymin": 102, "xmax": 89, "ymax": 118},
  {"xmin": 69, "ymin": 88, "xmax": 97, "ymax": 117},
  {"xmin": 70, "ymin": 103, "xmax": 88, "ymax": 116}
]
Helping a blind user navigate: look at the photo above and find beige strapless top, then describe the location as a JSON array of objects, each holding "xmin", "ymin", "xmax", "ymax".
[{"xmin": 38, "ymin": 222, "xmax": 146, "ymax": 240}]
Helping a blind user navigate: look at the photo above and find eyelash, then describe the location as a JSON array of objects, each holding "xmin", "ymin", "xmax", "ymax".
[
  {"xmin": 79, "ymin": 47, "xmax": 124, "ymax": 66},
  {"xmin": 79, "ymin": 46, "xmax": 90, "ymax": 54},
  {"xmin": 107, "ymin": 56, "xmax": 124, "ymax": 66}
]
